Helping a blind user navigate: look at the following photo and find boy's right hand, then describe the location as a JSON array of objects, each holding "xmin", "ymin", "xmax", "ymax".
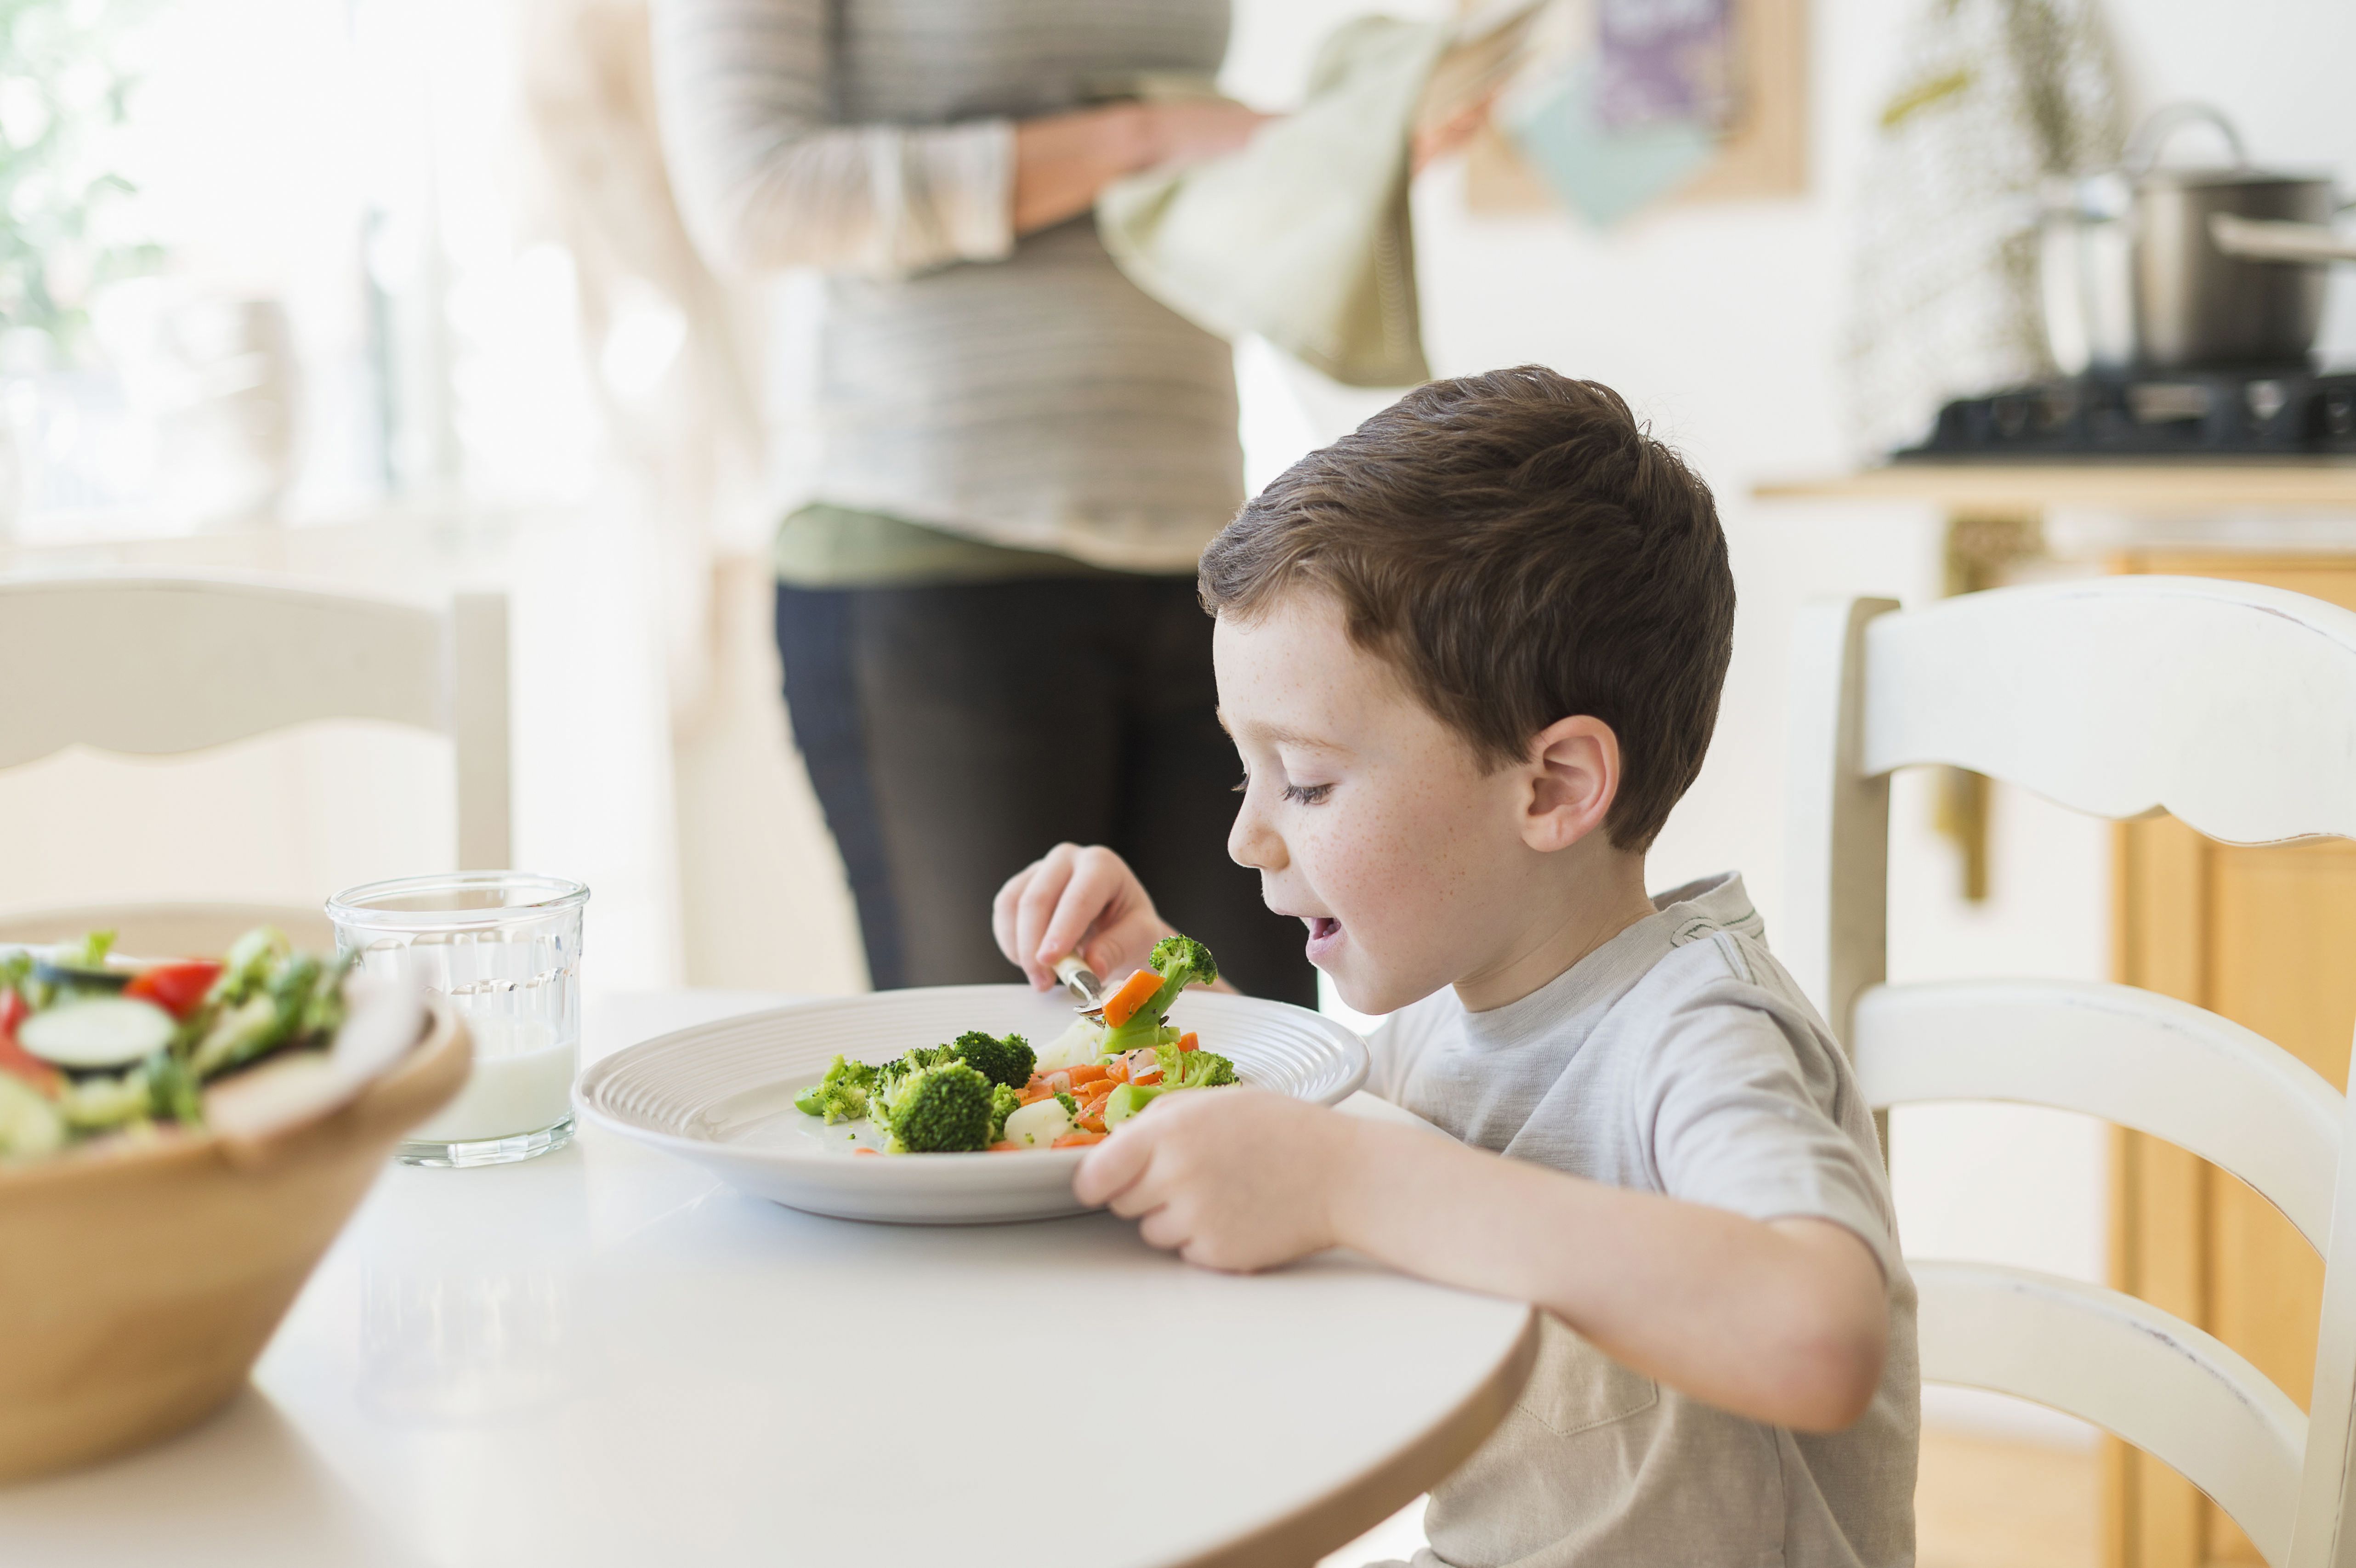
[{"xmin": 992, "ymin": 843, "xmax": 1174, "ymax": 992}]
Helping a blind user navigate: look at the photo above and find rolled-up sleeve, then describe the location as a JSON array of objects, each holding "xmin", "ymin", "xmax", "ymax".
[{"xmin": 650, "ymin": 0, "xmax": 1017, "ymax": 279}]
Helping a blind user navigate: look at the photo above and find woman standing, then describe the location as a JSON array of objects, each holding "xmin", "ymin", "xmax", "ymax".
[{"xmin": 653, "ymin": 0, "xmax": 1317, "ymax": 1003}]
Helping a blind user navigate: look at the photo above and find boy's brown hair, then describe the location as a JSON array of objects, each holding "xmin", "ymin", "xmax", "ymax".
[{"xmin": 1198, "ymin": 365, "xmax": 1733, "ymax": 852}]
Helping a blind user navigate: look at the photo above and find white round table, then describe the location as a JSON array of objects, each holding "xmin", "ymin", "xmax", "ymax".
[{"xmin": 0, "ymin": 991, "xmax": 1535, "ymax": 1568}]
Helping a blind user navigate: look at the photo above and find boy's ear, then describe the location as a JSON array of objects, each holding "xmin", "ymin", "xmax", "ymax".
[{"xmin": 1520, "ymin": 715, "xmax": 1621, "ymax": 853}]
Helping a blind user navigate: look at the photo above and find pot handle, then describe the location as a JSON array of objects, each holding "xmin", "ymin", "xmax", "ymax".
[
  {"xmin": 2209, "ymin": 213, "xmax": 2356, "ymax": 266},
  {"xmin": 2125, "ymin": 102, "xmax": 2248, "ymax": 176}
]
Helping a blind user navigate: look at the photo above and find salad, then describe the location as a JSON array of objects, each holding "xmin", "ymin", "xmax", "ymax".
[
  {"xmin": 793, "ymin": 935, "xmax": 1239, "ymax": 1154},
  {"xmin": 0, "ymin": 928, "xmax": 362, "ymax": 1162}
]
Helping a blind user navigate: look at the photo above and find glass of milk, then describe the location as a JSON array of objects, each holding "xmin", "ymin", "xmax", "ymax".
[{"xmin": 327, "ymin": 872, "xmax": 589, "ymax": 1167}]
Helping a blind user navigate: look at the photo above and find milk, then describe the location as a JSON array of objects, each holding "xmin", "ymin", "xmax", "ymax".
[{"xmin": 409, "ymin": 1014, "xmax": 576, "ymax": 1144}]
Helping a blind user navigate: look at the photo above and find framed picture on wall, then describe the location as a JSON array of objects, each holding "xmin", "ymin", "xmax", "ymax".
[{"xmin": 1463, "ymin": 0, "xmax": 1808, "ymax": 218}]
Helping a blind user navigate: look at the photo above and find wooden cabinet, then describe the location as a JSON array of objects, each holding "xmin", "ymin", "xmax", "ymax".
[{"xmin": 2111, "ymin": 556, "xmax": 2356, "ymax": 1568}]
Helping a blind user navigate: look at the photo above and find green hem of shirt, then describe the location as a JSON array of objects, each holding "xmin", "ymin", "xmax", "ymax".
[{"xmin": 774, "ymin": 503, "xmax": 1165, "ymax": 588}]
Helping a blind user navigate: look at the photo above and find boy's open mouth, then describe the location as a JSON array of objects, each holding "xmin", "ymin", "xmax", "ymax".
[{"xmin": 1303, "ymin": 915, "xmax": 1342, "ymax": 956}]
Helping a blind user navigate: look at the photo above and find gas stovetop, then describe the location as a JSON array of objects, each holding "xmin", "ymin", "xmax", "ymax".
[{"xmin": 1898, "ymin": 368, "xmax": 2356, "ymax": 460}]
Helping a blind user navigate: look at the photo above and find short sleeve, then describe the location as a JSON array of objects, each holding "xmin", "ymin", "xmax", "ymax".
[
  {"xmin": 651, "ymin": 0, "xmax": 1017, "ymax": 279},
  {"xmin": 1639, "ymin": 985, "xmax": 1899, "ymax": 1281}
]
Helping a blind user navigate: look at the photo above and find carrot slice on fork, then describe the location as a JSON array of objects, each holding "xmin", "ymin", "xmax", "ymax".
[{"xmin": 1099, "ymin": 969, "xmax": 1163, "ymax": 1028}]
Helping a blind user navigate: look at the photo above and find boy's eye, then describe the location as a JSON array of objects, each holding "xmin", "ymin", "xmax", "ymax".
[{"xmin": 1281, "ymin": 781, "xmax": 1334, "ymax": 806}]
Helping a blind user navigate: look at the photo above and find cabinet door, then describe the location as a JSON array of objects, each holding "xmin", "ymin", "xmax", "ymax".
[{"xmin": 2110, "ymin": 557, "xmax": 2356, "ymax": 1568}]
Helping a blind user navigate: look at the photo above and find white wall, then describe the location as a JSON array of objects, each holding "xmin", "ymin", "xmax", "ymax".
[{"xmin": 1224, "ymin": 0, "xmax": 2356, "ymax": 1444}]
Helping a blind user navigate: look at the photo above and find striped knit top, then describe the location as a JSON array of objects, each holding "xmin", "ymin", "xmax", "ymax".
[{"xmin": 651, "ymin": 0, "xmax": 1244, "ymax": 573}]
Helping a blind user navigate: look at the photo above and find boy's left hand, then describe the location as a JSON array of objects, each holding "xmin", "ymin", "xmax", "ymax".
[{"xmin": 1073, "ymin": 1090, "xmax": 1353, "ymax": 1272}]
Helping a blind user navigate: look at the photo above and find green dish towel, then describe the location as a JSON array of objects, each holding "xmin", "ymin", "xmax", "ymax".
[{"xmin": 1096, "ymin": 17, "xmax": 1449, "ymax": 390}]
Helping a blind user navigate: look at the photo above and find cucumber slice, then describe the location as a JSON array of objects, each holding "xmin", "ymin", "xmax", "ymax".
[
  {"xmin": 20, "ymin": 997, "xmax": 176, "ymax": 1071},
  {"xmin": 30, "ymin": 959, "xmax": 130, "ymax": 994}
]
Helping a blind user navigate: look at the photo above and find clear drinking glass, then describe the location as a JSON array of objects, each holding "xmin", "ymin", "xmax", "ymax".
[{"xmin": 327, "ymin": 872, "xmax": 589, "ymax": 1168}]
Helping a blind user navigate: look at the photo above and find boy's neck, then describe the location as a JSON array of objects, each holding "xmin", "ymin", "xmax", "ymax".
[{"xmin": 1451, "ymin": 848, "xmax": 1659, "ymax": 1014}]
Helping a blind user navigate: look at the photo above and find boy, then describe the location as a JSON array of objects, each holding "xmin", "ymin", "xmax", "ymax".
[{"xmin": 992, "ymin": 366, "xmax": 1918, "ymax": 1567}]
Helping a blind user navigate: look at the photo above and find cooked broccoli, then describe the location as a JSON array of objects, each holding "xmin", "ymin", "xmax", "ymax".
[
  {"xmin": 878, "ymin": 1061, "xmax": 996, "ymax": 1153},
  {"xmin": 949, "ymin": 1029, "xmax": 1035, "ymax": 1088},
  {"xmin": 1102, "ymin": 934, "xmax": 1218, "ymax": 1051},
  {"xmin": 987, "ymin": 1082, "xmax": 1023, "ymax": 1142},
  {"xmin": 795, "ymin": 1054, "xmax": 880, "ymax": 1124},
  {"xmin": 1104, "ymin": 1046, "xmax": 1241, "ymax": 1128},
  {"xmin": 870, "ymin": 1043, "xmax": 955, "ymax": 1102},
  {"xmin": 1159, "ymin": 1045, "xmax": 1238, "ymax": 1090}
]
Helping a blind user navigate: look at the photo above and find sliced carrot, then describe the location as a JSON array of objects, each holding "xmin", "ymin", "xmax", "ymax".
[
  {"xmin": 852, "ymin": 1147, "xmax": 882, "ymax": 1157},
  {"xmin": 1067, "ymin": 1063, "xmax": 1110, "ymax": 1086},
  {"xmin": 1052, "ymin": 1130, "xmax": 1107, "ymax": 1148},
  {"xmin": 1099, "ymin": 968, "xmax": 1163, "ymax": 1028},
  {"xmin": 988, "ymin": 1141, "xmax": 1024, "ymax": 1153},
  {"xmin": 1176, "ymin": 1032, "xmax": 1199, "ymax": 1053},
  {"xmin": 1019, "ymin": 1085, "xmax": 1056, "ymax": 1105},
  {"xmin": 1102, "ymin": 1058, "xmax": 1129, "ymax": 1084}
]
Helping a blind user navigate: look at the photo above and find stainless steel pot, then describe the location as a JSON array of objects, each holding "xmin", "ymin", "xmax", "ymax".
[{"xmin": 2040, "ymin": 104, "xmax": 2356, "ymax": 374}]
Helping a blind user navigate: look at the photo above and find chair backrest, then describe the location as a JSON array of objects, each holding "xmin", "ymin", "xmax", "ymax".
[
  {"xmin": 1784, "ymin": 576, "xmax": 2356, "ymax": 1568},
  {"xmin": 0, "ymin": 574, "xmax": 511, "ymax": 869}
]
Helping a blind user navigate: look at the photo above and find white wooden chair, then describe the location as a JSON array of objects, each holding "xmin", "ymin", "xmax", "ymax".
[
  {"xmin": 1784, "ymin": 575, "xmax": 2356, "ymax": 1568},
  {"xmin": 0, "ymin": 574, "xmax": 510, "ymax": 955}
]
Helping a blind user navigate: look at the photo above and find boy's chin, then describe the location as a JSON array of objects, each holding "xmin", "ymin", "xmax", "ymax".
[{"xmin": 1316, "ymin": 953, "xmax": 1427, "ymax": 1019}]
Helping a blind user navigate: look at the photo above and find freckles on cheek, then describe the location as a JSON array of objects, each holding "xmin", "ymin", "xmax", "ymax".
[{"xmin": 1332, "ymin": 781, "xmax": 1484, "ymax": 920}]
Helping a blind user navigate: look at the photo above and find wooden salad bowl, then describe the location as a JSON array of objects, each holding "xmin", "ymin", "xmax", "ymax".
[{"xmin": 0, "ymin": 1002, "xmax": 471, "ymax": 1484}]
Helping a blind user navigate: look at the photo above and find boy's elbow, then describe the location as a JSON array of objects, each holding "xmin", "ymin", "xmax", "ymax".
[{"xmin": 1778, "ymin": 1311, "xmax": 1888, "ymax": 1433}]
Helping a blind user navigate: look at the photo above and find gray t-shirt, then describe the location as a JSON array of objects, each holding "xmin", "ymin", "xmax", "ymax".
[{"xmin": 1369, "ymin": 872, "xmax": 1919, "ymax": 1568}]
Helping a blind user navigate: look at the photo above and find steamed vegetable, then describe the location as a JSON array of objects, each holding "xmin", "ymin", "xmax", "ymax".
[
  {"xmin": 1100, "ymin": 935, "xmax": 1218, "ymax": 1053},
  {"xmin": 876, "ymin": 1061, "xmax": 997, "ymax": 1153},
  {"xmin": 791, "ymin": 933, "xmax": 1241, "ymax": 1155},
  {"xmin": 948, "ymin": 1029, "xmax": 1035, "ymax": 1089},
  {"xmin": 794, "ymin": 1054, "xmax": 879, "ymax": 1125}
]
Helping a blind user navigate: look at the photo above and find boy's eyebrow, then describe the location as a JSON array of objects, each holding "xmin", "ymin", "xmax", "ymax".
[{"xmin": 1215, "ymin": 710, "xmax": 1352, "ymax": 753}]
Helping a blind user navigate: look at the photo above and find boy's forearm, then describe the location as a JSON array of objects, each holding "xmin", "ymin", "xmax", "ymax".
[{"xmin": 1323, "ymin": 1118, "xmax": 1889, "ymax": 1432}]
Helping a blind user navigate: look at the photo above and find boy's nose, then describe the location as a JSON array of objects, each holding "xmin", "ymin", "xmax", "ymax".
[{"xmin": 1227, "ymin": 799, "xmax": 1289, "ymax": 873}]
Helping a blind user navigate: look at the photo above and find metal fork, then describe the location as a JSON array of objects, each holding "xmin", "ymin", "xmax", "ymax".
[{"xmin": 1052, "ymin": 954, "xmax": 1107, "ymax": 1018}]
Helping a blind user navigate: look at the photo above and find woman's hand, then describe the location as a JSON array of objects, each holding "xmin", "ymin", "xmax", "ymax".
[
  {"xmin": 1411, "ymin": 87, "xmax": 1498, "ymax": 174},
  {"xmin": 1011, "ymin": 98, "xmax": 1273, "ymax": 237},
  {"xmin": 1140, "ymin": 97, "xmax": 1275, "ymax": 169},
  {"xmin": 992, "ymin": 842, "xmax": 1175, "ymax": 990}
]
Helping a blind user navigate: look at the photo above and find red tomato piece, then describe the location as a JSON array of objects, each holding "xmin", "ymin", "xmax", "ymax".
[{"xmin": 123, "ymin": 960, "xmax": 224, "ymax": 1020}]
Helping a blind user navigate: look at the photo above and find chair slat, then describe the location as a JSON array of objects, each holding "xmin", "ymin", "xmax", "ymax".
[
  {"xmin": 1918, "ymin": 1261, "xmax": 2304, "ymax": 1567},
  {"xmin": 0, "ymin": 577, "xmax": 444, "ymax": 770},
  {"xmin": 1862, "ymin": 577, "xmax": 2356, "ymax": 845},
  {"xmin": 1855, "ymin": 981, "xmax": 2341, "ymax": 1251}
]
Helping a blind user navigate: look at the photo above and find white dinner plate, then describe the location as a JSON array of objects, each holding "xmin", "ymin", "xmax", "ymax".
[{"xmin": 575, "ymin": 984, "xmax": 1369, "ymax": 1224}]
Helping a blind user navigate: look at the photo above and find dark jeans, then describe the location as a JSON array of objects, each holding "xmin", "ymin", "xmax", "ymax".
[{"xmin": 774, "ymin": 578, "xmax": 1318, "ymax": 1005}]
